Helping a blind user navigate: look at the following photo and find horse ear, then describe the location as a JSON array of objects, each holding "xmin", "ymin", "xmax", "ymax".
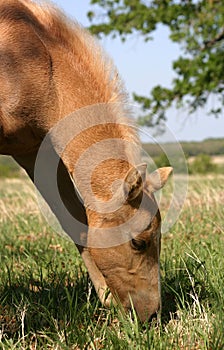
[
  {"xmin": 122, "ymin": 163, "xmax": 147, "ymax": 201},
  {"xmin": 146, "ymin": 167, "xmax": 173, "ymax": 193}
]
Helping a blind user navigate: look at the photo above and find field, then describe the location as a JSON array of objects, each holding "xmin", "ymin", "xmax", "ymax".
[
  {"xmin": 0, "ymin": 175, "xmax": 223, "ymax": 349},
  {"xmin": 188, "ymin": 155, "xmax": 224, "ymax": 165}
]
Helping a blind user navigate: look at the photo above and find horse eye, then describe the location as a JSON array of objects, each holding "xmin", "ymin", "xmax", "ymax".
[
  {"xmin": 147, "ymin": 222, "xmax": 152, "ymax": 230},
  {"xmin": 131, "ymin": 238, "xmax": 147, "ymax": 251}
]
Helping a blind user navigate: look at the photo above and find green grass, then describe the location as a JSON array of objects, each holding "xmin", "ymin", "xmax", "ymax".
[
  {"xmin": 0, "ymin": 176, "xmax": 223, "ymax": 349},
  {"xmin": 0, "ymin": 156, "xmax": 21, "ymax": 178}
]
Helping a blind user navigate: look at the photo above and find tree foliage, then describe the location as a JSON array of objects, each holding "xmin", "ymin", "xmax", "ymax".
[
  {"xmin": 189, "ymin": 154, "xmax": 217, "ymax": 174},
  {"xmin": 88, "ymin": 0, "xmax": 224, "ymax": 127}
]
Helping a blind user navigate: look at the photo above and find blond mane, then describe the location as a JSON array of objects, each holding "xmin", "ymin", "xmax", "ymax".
[
  {"xmin": 0, "ymin": 0, "xmax": 139, "ymax": 157},
  {"xmin": 15, "ymin": 0, "xmax": 127, "ymax": 105}
]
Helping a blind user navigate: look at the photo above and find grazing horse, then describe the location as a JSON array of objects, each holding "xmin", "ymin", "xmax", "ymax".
[{"xmin": 0, "ymin": 0, "xmax": 172, "ymax": 321}]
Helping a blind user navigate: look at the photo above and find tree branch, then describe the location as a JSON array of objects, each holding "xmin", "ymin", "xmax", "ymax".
[{"xmin": 203, "ymin": 28, "xmax": 224, "ymax": 50}]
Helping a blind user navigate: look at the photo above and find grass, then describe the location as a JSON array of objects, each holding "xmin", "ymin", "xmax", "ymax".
[
  {"xmin": 0, "ymin": 176, "xmax": 223, "ymax": 349},
  {"xmin": 0, "ymin": 157, "xmax": 21, "ymax": 179}
]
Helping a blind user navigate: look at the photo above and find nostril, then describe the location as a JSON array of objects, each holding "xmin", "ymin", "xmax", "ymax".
[{"xmin": 149, "ymin": 312, "xmax": 158, "ymax": 323}]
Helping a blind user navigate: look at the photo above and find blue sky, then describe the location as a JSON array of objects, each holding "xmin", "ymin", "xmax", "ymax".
[{"xmin": 53, "ymin": 0, "xmax": 223, "ymax": 142}]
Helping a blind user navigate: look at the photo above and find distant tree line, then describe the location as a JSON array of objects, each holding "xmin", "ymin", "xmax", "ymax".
[
  {"xmin": 0, "ymin": 138, "xmax": 223, "ymax": 178},
  {"xmin": 144, "ymin": 138, "xmax": 224, "ymax": 174},
  {"xmin": 143, "ymin": 138, "xmax": 224, "ymax": 158}
]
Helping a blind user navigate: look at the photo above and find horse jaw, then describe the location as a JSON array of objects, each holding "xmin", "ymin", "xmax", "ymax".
[{"xmin": 81, "ymin": 247, "xmax": 115, "ymax": 307}]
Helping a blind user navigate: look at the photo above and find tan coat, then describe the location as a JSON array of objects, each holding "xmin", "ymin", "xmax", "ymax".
[{"xmin": 0, "ymin": 0, "xmax": 172, "ymax": 321}]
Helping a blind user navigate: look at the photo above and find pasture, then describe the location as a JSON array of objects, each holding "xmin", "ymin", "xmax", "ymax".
[{"xmin": 0, "ymin": 174, "xmax": 223, "ymax": 349}]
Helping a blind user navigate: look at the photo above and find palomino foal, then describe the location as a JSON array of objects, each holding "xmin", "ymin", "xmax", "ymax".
[{"xmin": 0, "ymin": 0, "xmax": 172, "ymax": 321}]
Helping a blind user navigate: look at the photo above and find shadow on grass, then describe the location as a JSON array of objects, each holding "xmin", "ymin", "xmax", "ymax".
[
  {"xmin": 160, "ymin": 255, "xmax": 211, "ymax": 325},
  {"xmin": 0, "ymin": 271, "xmax": 182, "ymax": 340},
  {"xmin": 0, "ymin": 254, "xmax": 212, "ymax": 339},
  {"xmin": 0, "ymin": 270, "xmax": 100, "ymax": 338}
]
